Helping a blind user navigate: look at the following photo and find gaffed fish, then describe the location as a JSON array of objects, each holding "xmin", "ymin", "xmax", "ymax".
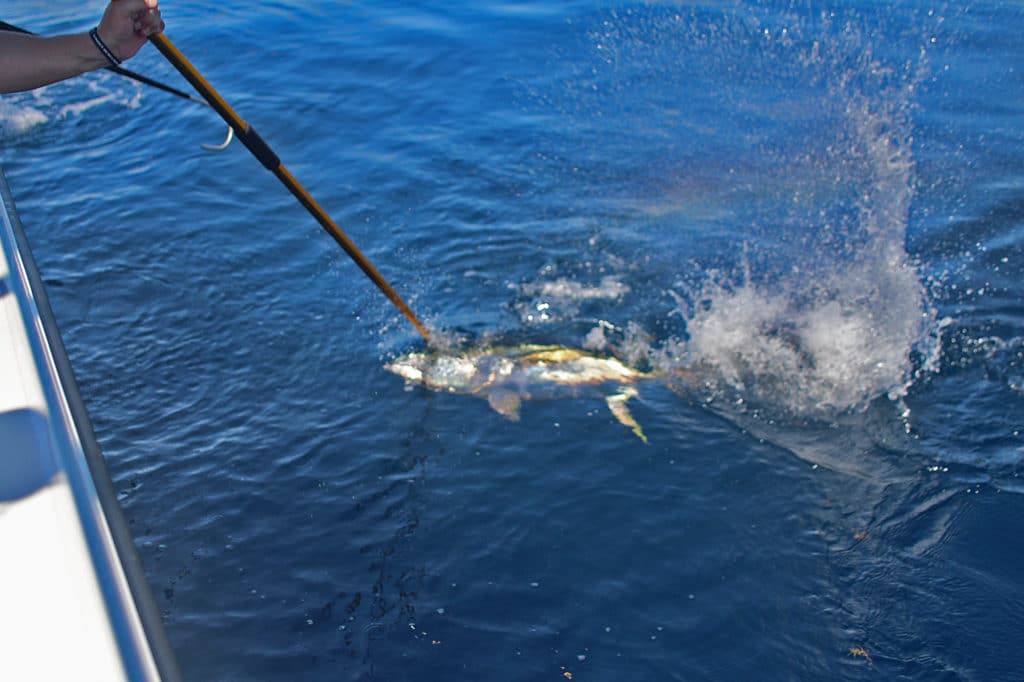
[{"xmin": 385, "ymin": 344, "xmax": 655, "ymax": 442}]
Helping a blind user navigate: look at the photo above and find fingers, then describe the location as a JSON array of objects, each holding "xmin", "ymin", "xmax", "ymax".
[
  {"xmin": 97, "ymin": 0, "xmax": 163, "ymax": 62},
  {"xmin": 112, "ymin": 0, "xmax": 164, "ymax": 37},
  {"xmin": 135, "ymin": 0, "xmax": 164, "ymax": 37},
  {"xmin": 133, "ymin": 11, "xmax": 165, "ymax": 38}
]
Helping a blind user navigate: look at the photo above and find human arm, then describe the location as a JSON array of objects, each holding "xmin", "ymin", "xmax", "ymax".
[{"xmin": 0, "ymin": 0, "xmax": 164, "ymax": 94}]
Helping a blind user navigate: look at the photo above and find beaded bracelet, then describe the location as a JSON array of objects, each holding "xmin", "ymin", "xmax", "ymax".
[{"xmin": 89, "ymin": 27, "xmax": 122, "ymax": 66}]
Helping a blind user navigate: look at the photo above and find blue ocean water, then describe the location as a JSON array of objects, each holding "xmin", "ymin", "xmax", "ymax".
[{"xmin": 3, "ymin": 1, "xmax": 1023, "ymax": 679}]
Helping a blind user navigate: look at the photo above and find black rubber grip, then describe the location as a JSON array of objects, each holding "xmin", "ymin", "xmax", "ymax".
[{"xmin": 239, "ymin": 125, "xmax": 280, "ymax": 170}]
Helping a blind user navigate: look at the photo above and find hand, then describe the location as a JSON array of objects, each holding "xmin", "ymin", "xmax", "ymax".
[{"xmin": 96, "ymin": 0, "xmax": 164, "ymax": 62}]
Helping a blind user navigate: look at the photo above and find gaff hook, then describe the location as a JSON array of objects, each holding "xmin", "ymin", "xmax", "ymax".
[{"xmin": 200, "ymin": 124, "xmax": 234, "ymax": 151}]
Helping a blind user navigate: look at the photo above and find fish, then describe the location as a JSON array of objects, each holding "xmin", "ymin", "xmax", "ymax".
[{"xmin": 385, "ymin": 344, "xmax": 655, "ymax": 442}]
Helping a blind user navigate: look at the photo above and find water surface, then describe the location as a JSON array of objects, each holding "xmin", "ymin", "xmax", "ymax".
[{"xmin": 3, "ymin": 2, "xmax": 1023, "ymax": 680}]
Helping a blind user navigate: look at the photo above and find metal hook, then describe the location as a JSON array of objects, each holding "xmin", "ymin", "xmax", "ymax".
[{"xmin": 201, "ymin": 124, "xmax": 234, "ymax": 151}]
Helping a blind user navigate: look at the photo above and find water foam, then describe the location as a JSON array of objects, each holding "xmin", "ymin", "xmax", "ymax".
[
  {"xmin": 1, "ymin": 72, "xmax": 142, "ymax": 141},
  {"xmin": 515, "ymin": 273, "xmax": 632, "ymax": 325},
  {"xmin": 0, "ymin": 101, "xmax": 49, "ymax": 139}
]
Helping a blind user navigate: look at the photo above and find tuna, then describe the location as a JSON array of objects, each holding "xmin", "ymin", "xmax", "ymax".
[{"xmin": 386, "ymin": 344, "xmax": 655, "ymax": 442}]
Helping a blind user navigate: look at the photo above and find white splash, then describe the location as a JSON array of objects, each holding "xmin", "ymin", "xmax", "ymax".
[
  {"xmin": 665, "ymin": 253, "xmax": 938, "ymax": 416},
  {"xmin": 655, "ymin": 18, "xmax": 943, "ymax": 418}
]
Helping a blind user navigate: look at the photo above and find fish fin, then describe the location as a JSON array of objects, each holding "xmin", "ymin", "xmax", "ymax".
[
  {"xmin": 605, "ymin": 387, "xmax": 648, "ymax": 444},
  {"xmin": 487, "ymin": 390, "xmax": 522, "ymax": 421}
]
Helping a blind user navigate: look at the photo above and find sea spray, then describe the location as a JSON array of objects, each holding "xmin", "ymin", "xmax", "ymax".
[
  {"xmin": 627, "ymin": 9, "xmax": 941, "ymax": 420},
  {"xmin": 661, "ymin": 255, "xmax": 937, "ymax": 417}
]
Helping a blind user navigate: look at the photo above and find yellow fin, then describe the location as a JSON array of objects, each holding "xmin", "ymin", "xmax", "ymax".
[{"xmin": 605, "ymin": 387, "xmax": 648, "ymax": 443}]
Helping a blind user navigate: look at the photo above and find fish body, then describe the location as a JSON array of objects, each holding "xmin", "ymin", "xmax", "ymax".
[{"xmin": 386, "ymin": 344, "xmax": 653, "ymax": 442}]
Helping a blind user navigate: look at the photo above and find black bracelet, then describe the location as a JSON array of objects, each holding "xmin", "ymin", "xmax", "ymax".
[{"xmin": 89, "ymin": 27, "xmax": 122, "ymax": 66}]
